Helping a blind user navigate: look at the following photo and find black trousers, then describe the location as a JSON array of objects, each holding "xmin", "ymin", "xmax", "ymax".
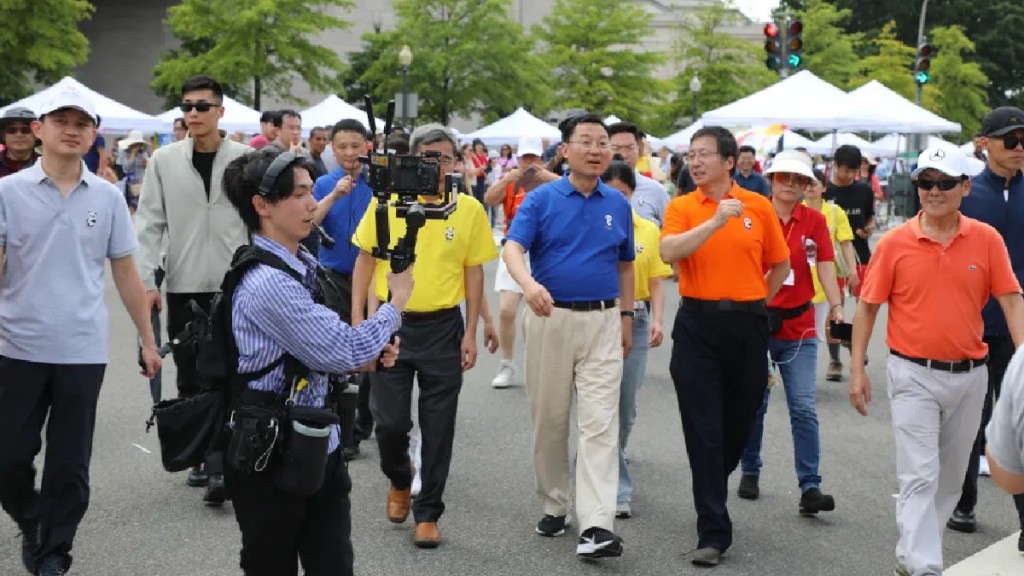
[
  {"xmin": 669, "ymin": 305, "xmax": 769, "ymax": 552},
  {"xmin": 226, "ymin": 450, "xmax": 353, "ymax": 576},
  {"xmin": 0, "ymin": 357, "xmax": 106, "ymax": 571},
  {"xmin": 370, "ymin": 309, "xmax": 464, "ymax": 523},
  {"xmin": 956, "ymin": 335, "xmax": 1024, "ymax": 524},
  {"xmin": 166, "ymin": 292, "xmax": 217, "ymax": 398},
  {"xmin": 319, "ymin": 268, "xmax": 374, "ymax": 440}
]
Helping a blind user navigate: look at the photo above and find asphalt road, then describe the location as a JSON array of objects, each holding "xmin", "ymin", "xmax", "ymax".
[{"xmin": 1, "ymin": 257, "xmax": 1020, "ymax": 576}]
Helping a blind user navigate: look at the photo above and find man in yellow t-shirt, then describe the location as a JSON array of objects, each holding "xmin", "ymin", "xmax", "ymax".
[
  {"xmin": 601, "ymin": 161, "xmax": 673, "ymax": 519},
  {"xmin": 804, "ymin": 170, "xmax": 858, "ymax": 381},
  {"xmin": 350, "ymin": 124, "xmax": 497, "ymax": 549}
]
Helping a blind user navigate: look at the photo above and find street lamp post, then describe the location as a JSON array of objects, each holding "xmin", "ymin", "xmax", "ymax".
[
  {"xmin": 689, "ymin": 74, "xmax": 702, "ymax": 124},
  {"xmin": 399, "ymin": 45, "xmax": 413, "ymax": 129},
  {"xmin": 916, "ymin": 0, "xmax": 930, "ymax": 106}
]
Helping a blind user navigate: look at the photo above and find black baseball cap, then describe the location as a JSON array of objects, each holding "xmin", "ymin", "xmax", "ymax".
[{"xmin": 979, "ymin": 106, "xmax": 1024, "ymax": 137}]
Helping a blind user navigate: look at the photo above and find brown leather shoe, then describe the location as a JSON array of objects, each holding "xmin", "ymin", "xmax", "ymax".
[
  {"xmin": 413, "ymin": 522, "xmax": 441, "ymax": 548},
  {"xmin": 387, "ymin": 487, "xmax": 411, "ymax": 523}
]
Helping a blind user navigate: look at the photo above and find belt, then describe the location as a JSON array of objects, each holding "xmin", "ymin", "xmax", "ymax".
[
  {"xmin": 552, "ymin": 299, "xmax": 617, "ymax": 311},
  {"xmin": 680, "ymin": 297, "xmax": 767, "ymax": 317},
  {"xmin": 890, "ymin": 349, "xmax": 988, "ymax": 373},
  {"xmin": 768, "ymin": 301, "xmax": 811, "ymax": 321},
  {"xmin": 401, "ymin": 306, "xmax": 461, "ymax": 322},
  {"xmin": 633, "ymin": 300, "xmax": 651, "ymax": 312}
]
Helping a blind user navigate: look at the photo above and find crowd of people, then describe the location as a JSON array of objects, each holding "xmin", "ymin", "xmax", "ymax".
[{"xmin": 1, "ymin": 72, "xmax": 1023, "ymax": 576}]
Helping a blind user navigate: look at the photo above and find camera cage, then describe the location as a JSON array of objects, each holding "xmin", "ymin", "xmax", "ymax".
[{"xmin": 359, "ymin": 97, "xmax": 459, "ymax": 273}]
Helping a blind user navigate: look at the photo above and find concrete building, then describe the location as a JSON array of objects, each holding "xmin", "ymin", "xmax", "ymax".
[{"xmin": 77, "ymin": 0, "xmax": 762, "ymax": 128}]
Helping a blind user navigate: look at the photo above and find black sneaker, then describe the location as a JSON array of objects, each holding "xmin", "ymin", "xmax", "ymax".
[
  {"xmin": 186, "ymin": 464, "xmax": 209, "ymax": 487},
  {"xmin": 37, "ymin": 554, "xmax": 68, "ymax": 576},
  {"xmin": 18, "ymin": 519, "xmax": 38, "ymax": 573},
  {"xmin": 576, "ymin": 527, "xmax": 623, "ymax": 558},
  {"xmin": 204, "ymin": 473, "xmax": 227, "ymax": 506},
  {"xmin": 799, "ymin": 487, "xmax": 835, "ymax": 515},
  {"xmin": 946, "ymin": 509, "xmax": 976, "ymax": 533},
  {"xmin": 535, "ymin": 514, "xmax": 570, "ymax": 537},
  {"xmin": 738, "ymin": 475, "xmax": 759, "ymax": 500}
]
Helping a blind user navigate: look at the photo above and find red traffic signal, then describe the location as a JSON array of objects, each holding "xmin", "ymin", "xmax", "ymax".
[
  {"xmin": 764, "ymin": 22, "xmax": 779, "ymax": 38},
  {"xmin": 919, "ymin": 44, "xmax": 934, "ymax": 58},
  {"xmin": 788, "ymin": 20, "xmax": 803, "ymax": 35}
]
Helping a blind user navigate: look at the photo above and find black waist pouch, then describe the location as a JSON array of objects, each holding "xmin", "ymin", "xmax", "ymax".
[
  {"xmin": 272, "ymin": 405, "xmax": 339, "ymax": 496},
  {"xmin": 146, "ymin": 390, "xmax": 224, "ymax": 472},
  {"xmin": 226, "ymin": 404, "xmax": 283, "ymax": 474}
]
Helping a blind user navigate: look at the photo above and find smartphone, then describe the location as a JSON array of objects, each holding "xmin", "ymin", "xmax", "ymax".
[{"xmin": 829, "ymin": 321, "xmax": 853, "ymax": 342}]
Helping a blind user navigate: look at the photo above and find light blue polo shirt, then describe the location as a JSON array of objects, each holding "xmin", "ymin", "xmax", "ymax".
[
  {"xmin": 506, "ymin": 175, "xmax": 634, "ymax": 301},
  {"xmin": 0, "ymin": 160, "xmax": 138, "ymax": 364}
]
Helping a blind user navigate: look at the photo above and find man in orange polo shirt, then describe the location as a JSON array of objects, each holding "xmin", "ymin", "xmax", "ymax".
[
  {"xmin": 660, "ymin": 126, "xmax": 791, "ymax": 567},
  {"xmin": 850, "ymin": 147, "xmax": 1024, "ymax": 576}
]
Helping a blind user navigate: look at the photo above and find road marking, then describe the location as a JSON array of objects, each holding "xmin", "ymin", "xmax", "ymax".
[{"xmin": 131, "ymin": 443, "xmax": 151, "ymax": 454}]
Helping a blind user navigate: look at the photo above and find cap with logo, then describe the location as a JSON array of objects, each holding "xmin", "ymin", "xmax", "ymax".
[
  {"xmin": 911, "ymin": 147, "xmax": 968, "ymax": 179},
  {"xmin": 0, "ymin": 107, "xmax": 37, "ymax": 127},
  {"xmin": 38, "ymin": 86, "xmax": 98, "ymax": 125},
  {"xmin": 978, "ymin": 106, "xmax": 1024, "ymax": 137},
  {"xmin": 763, "ymin": 150, "xmax": 817, "ymax": 181},
  {"xmin": 517, "ymin": 134, "xmax": 544, "ymax": 158}
]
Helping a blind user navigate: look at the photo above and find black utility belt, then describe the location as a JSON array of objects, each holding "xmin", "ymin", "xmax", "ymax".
[
  {"xmin": 401, "ymin": 306, "xmax": 461, "ymax": 322},
  {"xmin": 681, "ymin": 297, "xmax": 767, "ymax": 317},
  {"xmin": 890, "ymin": 350, "xmax": 988, "ymax": 373},
  {"xmin": 553, "ymin": 299, "xmax": 617, "ymax": 311}
]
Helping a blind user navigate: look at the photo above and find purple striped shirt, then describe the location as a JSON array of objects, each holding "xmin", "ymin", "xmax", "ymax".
[{"xmin": 232, "ymin": 235, "xmax": 401, "ymax": 452}]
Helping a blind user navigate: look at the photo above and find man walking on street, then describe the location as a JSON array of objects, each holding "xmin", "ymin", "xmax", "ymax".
[
  {"xmin": 0, "ymin": 85, "xmax": 161, "ymax": 576},
  {"xmin": 134, "ymin": 75, "xmax": 249, "ymax": 502},
  {"xmin": 733, "ymin": 146, "xmax": 769, "ymax": 196},
  {"xmin": 505, "ymin": 113, "xmax": 635, "ymax": 559},
  {"xmin": 947, "ymin": 107, "xmax": 1024, "ymax": 547},
  {"xmin": 850, "ymin": 146, "xmax": 1024, "ymax": 576},
  {"xmin": 607, "ymin": 122, "xmax": 669, "ymax": 226},
  {"xmin": 660, "ymin": 126, "xmax": 790, "ymax": 567}
]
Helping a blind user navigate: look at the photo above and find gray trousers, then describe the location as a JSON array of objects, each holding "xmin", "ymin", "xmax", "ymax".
[{"xmin": 887, "ymin": 355, "xmax": 987, "ymax": 576}]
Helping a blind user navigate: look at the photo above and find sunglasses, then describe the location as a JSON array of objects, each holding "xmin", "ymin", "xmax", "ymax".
[
  {"xmin": 178, "ymin": 102, "xmax": 221, "ymax": 113},
  {"xmin": 771, "ymin": 172, "xmax": 811, "ymax": 187},
  {"xmin": 4, "ymin": 125, "xmax": 32, "ymax": 135},
  {"xmin": 914, "ymin": 178, "xmax": 961, "ymax": 191},
  {"xmin": 1001, "ymin": 134, "xmax": 1024, "ymax": 150}
]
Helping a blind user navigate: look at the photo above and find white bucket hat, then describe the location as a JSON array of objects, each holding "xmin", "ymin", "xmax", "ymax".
[
  {"xmin": 763, "ymin": 150, "xmax": 816, "ymax": 182},
  {"xmin": 118, "ymin": 129, "xmax": 147, "ymax": 151}
]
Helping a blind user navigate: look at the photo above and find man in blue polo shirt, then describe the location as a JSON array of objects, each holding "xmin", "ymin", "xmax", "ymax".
[
  {"xmin": 734, "ymin": 145, "xmax": 770, "ymax": 196},
  {"xmin": 313, "ymin": 118, "xmax": 376, "ymax": 456},
  {"xmin": 0, "ymin": 86, "xmax": 160, "ymax": 576},
  {"xmin": 504, "ymin": 112, "xmax": 634, "ymax": 560},
  {"xmin": 947, "ymin": 107, "xmax": 1024, "ymax": 548}
]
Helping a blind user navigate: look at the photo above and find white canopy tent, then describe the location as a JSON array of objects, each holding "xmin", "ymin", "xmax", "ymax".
[
  {"xmin": 779, "ymin": 130, "xmax": 818, "ymax": 151},
  {"xmin": 661, "ymin": 121, "xmax": 703, "ymax": 152},
  {"xmin": 299, "ymin": 95, "xmax": 383, "ymax": 135},
  {"xmin": 806, "ymin": 132, "xmax": 879, "ymax": 156},
  {"xmin": 157, "ymin": 95, "xmax": 262, "ymax": 134},
  {"xmin": 841, "ymin": 81, "xmax": 961, "ymax": 134},
  {"xmin": 462, "ymin": 107, "xmax": 561, "ymax": 146},
  {"xmin": 701, "ymin": 71, "xmax": 850, "ymax": 130},
  {"xmin": 0, "ymin": 76, "xmax": 162, "ymax": 132},
  {"xmin": 871, "ymin": 133, "xmax": 961, "ymax": 157}
]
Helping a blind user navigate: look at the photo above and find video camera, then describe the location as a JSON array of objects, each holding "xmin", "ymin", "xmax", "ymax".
[{"xmin": 359, "ymin": 97, "xmax": 460, "ymax": 273}]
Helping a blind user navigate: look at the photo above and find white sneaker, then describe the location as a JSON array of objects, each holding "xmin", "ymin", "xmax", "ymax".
[
  {"xmin": 492, "ymin": 360, "xmax": 515, "ymax": 388},
  {"xmin": 979, "ymin": 455, "xmax": 991, "ymax": 477}
]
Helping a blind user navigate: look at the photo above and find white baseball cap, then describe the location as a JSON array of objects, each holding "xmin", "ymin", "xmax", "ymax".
[
  {"xmin": 39, "ymin": 86, "xmax": 98, "ymax": 125},
  {"xmin": 517, "ymin": 134, "xmax": 544, "ymax": 158},
  {"xmin": 763, "ymin": 150, "xmax": 816, "ymax": 181},
  {"xmin": 911, "ymin": 147, "xmax": 968, "ymax": 179}
]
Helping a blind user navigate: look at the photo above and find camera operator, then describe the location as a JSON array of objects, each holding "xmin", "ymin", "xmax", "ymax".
[
  {"xmin": 0, "ymin": 87, "xmax": 161, "ymax": 576},
  {"xmin": 351, "ymin": 123, "xmax": 498, "ymax": 549},
  {"xmin": 135, "ymin": 75, "xmax": 249, "ymax": 500},
  {"xmin": 220, "ymin": 147, "xmax": 411, "ymax": 576}
]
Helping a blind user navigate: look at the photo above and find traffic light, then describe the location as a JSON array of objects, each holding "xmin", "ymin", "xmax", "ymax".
[
  {"xmin": 764, "ymin": 22, "xmax": 781, "ymax": 71},
  {"xmin": 787, "ymin": 20, "xmax": 804, "ymax": 69},
  {"xmin": 914, "ymin": 43, "xmax": 935, "ymax": 84}
]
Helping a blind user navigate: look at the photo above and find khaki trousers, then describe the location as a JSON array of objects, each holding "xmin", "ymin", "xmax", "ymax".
[{"xmin": 523, "ymin": 307, "xmax": 622, "ymax": 531}]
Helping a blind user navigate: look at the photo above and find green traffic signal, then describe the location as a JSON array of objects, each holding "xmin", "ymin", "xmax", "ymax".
[
  {"xmin": 789, "ymin": 54, "xmax": 802, "ymax": 68},
  {"xmin": 915, "ymin": 71, "xmax": 930, "ymax": 85}
]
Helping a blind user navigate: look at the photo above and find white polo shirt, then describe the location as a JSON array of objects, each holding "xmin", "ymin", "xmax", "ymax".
[{"xmin": 0, "ymin": 160, "xmax": 137, "ymax": 364}]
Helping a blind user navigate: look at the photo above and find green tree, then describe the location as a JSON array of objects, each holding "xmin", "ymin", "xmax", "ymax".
[
  {"xmin": 655, "ymin": 1, "xmax": 775, "ymax": 135},
  {"xmin": 534, "ymin": 0, "xmax": 665, "ymax": 126},
  {"xmin": 790, "ymin": 0, "xmax": 861, "ymax": 89},
  {"xmin": 0, "ymin": 0, "xmax": 93, "ymax": 105},
  {"xmin": 152, "ymin": 0, "xmax": 353, "ymax": 110},
  {"xmin": 853, "ymin": 21, "xmax": 939, "ymax": 109},
  {"xmin": 356, "ymin": 0, "xmax": 552, "ymax": 126},
  {"xmin": 930, "ymin": 25, "xmax": 989, "ymax": 140},
  {"xmin": 339, "ymin": 24, "xmax": 387, "ymax": 107}
]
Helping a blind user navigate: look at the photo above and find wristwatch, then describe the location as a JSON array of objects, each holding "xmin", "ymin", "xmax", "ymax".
[{"xmin": 620, "ymin": 310, "xmax": 635, "ymax": 318}]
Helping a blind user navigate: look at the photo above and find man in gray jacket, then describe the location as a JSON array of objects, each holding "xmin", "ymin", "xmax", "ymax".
[{"xmin": 134, "ymin": 75, "xmax": 249, "ymax": 501}]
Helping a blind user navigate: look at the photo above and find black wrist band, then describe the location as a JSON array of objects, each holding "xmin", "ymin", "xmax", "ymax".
[{"xmin": 621, "ymin": 310, "xmax": 635, "ymax": 318}]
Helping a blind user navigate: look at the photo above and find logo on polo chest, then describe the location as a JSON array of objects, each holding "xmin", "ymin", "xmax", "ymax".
[
  {"xmin": 636, "ymin": 241, "xmax": 644, "ymax": 254},
  {"xmin": 743, "ymin": 217, "xmax": 752, "ymax": 230},
  {"xmin": 445, "ymin": 227, "xmax": 454, "ymax": 241},
  {"xmin": 605, "ymin": 215, "xmax": 613, "ymax": 229},
  {"xmin": 86, "ymin": 211, "xmax": 97, "ymax": 227}
]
